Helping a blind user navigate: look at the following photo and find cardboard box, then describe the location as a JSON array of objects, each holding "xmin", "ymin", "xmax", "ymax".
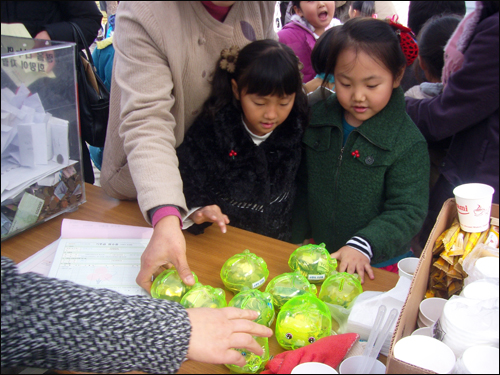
[{"xmin": 386, "ymin": 198, "xmax": 499, "ymax": 374}]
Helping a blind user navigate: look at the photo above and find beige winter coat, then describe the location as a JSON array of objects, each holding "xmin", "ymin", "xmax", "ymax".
[{"xmin": 101, "ymin": 1, "xmax": 277, "ymax": 223}]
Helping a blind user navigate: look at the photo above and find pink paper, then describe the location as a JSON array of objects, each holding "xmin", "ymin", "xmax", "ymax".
[{"xmin": 61, "ymin": 219, "xmax": 153, "ymax": 240}]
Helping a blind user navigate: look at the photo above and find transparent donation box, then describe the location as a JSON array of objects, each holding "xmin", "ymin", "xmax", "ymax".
[{"xmin": 1, "ymin": 35, "xmax": 86, "ymax": 241}]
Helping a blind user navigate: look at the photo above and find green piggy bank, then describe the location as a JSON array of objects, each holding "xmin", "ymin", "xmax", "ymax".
[
  {"xmin": 151, "ymin": 268, "xmax": 198, "ymax": 302},
  {"xmin": 275, "ymin": 293, "xmax": 332, "ymax": 350},
  {"xmin": 229, "ymin": 288, "xmax": 275, "ymax": 327},
  {"xmin": 220, "ymin": 249, "xmax": 269, "ymax": 294},
  {"xmin": 288, "ymin": 243, "xmax": 337, "ymax": 283},
  {"xmin": 180, "ymin": 283, "xmax": 227, "ymax": 309},
  {"xmin": 265, "ymin": 271, "xmax": 317, "ymax": 310}
]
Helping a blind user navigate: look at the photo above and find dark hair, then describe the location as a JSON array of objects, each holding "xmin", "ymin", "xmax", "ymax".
[
  {"xmin": 311, "ymin": 26, "xmax": 341, "ymax": 74},
  {"xmin": 202, "ymin": 39, "xmax": 308, "ymax": 125},
  {"xmin": 416, "ymin": 15, "xmax": 461, "ymax": 81},
  {"xmin": 323, "ymin": 18, "xmax": 406, "ymax": 87},
  {"xmin": 408, "ymin": 1, "xmax": 466, "ymax": 36},
  {"xmin": 336, "ymin": 1, "xmax": 353, "ymax": 23},
  {"xmin": 351, "ymin": 1, "xmax": 376, "ymax": 17},
  {"xmin": 290, "ymin": 1, "xmax": 301, "ymax": 15}
]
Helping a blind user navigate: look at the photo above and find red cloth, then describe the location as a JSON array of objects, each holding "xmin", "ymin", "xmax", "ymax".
[
  {"xmin": 379, "ymin": 264, "xmax": 399, "ymax": 273},
  {"xmin": 200, "ymin": 1, "xmax": 231, "ymax": 22},
  {"xmin": 261, "ymin": 333, "xmax": 359, "ymax": 374}
]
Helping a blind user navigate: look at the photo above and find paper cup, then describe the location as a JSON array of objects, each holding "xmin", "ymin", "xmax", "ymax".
[
  {"xmin": 461, "ymin": 345, "xmax": 499, "ymax": 374},
  {"xmin": 419, "ymin": 297, "xmax": 447, "ymax": 326},
  {"xmin": 394, "ymin": 336, "xmax": 456, "ymax": 374},
  {"xmin": 453, "ymin": 183, "xmax": 494, "ymax": 232},
  {"xmin": 339, "ymin": 356, "xmax": 386, "ymax": 374},
  {"xmin": 411, "ymin": 326, "xmax": 433, "ymax": 337},
  {"xmin": 291, "ymin": 362, "xmax": 338, "ymax": 374},
  {"xmin": 398, "ymin": 257, "xmax": 419, "ymax": 280}
]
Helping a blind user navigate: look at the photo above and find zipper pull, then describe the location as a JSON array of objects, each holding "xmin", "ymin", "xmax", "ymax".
[{"xmin": 338, "ymin": 147, "xmax": 344, "ymax": 166}]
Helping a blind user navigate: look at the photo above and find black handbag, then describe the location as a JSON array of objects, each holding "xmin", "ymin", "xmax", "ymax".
[{"xmin": 70, "ymin": 22, "xmax": 110, "ymax": 148}]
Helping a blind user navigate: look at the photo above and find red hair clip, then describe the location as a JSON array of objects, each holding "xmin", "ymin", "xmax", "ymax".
[{"xmin": 388, "ymin": 15, "xmax": 419, "ymax": 67}]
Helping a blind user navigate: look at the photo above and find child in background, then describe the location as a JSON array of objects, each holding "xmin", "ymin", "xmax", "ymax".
[
  {"xmin": 292, "ymin": 18, "xmax": 429, "ymax": 283},
  {"xmin": 304, "ymin": 26, "xmax": 340, "ymax": 94},
  {"xmin": 176, "ymin": 40, "xmax": 308, "ymax": 242},
  {"xmin": 349, "ymin": 1, "xmax": 377, "ymax": 19},
  {"xmin": 278, "ymin": 1, "xmax": 339, "ymax": 83},
  {"xmin": 405, "ymin": 15, "xmax": 461, "ymax": 100},
  {"xmin": 405, "ymin": 16, "xmax": 461, "ymax": 191}
]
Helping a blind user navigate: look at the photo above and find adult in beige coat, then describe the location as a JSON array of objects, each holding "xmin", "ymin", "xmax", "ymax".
[{"xmin": 101, "ymin": 0, "xmax": 276, "ymax": 298}]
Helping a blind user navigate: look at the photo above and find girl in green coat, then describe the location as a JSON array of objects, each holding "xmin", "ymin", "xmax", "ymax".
[{"xmin": 292, "ymin": 17, "xmax": 429, "ymax": 283}]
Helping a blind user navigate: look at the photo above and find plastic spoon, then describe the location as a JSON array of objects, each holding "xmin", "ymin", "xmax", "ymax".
[
  {"xmin": 355, "ymin": 305, "xmax": 387, "ymax": 374},
  {"xmin": 360, "ymin": 307, "xmax": 399, "ymax": 374}
]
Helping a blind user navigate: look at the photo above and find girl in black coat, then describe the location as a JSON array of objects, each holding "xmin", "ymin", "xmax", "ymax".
[{"xmin": 177, "ymin": 40, "xmax": 308, "ymax": 241}]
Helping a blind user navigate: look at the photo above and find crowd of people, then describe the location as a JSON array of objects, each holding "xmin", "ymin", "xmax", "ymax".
[{"xmin": 2, "ymin": 1, "xmax": 498, "ymax": 373}]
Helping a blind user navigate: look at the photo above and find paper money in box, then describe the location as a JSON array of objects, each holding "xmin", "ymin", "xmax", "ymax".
[
  {"xmin": 275, "ymin": 293, "xmax": 332, "ymax": 350},
  {"xmin": 220, "ymin": 249, "xmax": 269, "ymax": 293},
  {"xmin": 150, "ymin": 268, "xmax": 198, "ymax": 302},
  {"xmin": 288, "ymin": 243, "xmax": 338, "ymax": 283},
  {"xmin": 265, "ymin": 271, "xmax": 317, "ymax": 310},
  {"xmin": 225, "ymin": 336, "xmax": 270, "ymax": 374},
  {"xmin": 179, "ymin": 283, "xmax": 227, "ymax": 308},
  {"xmin": 229, "ymin": 288, "xmax": 275, "ymax": 327}
]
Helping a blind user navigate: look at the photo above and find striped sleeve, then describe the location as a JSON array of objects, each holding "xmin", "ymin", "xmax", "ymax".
[{"xmin": 346, "ymin": 236, "xmax": 372, "ymax": 261}]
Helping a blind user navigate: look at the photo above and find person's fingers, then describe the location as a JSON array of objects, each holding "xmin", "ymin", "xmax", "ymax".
[
  {"xmin": 223, "ymin": 349, "xmax": 248, "ymax": 367},
  {"xmin": 356, "ymin": 265, "xmax": 365, "ymax": 284},
  {"xmin": 136, "ymin": 265, "xmax": 154, "ymax": 293},
  {"xmin": 223, "ymin": 307, "xmax": 260, "ymax": 321},
  {"xmin": 217, "ymin": 219, "xmax": 227, "ymax": 234},
  {"xmin": 337, "ymin": 260, "xmax": 348, "ymax": 273},
  {"xmin": 173, "ymin": 254, "xmax": 195, "ymax": 286},
  {"xmin": 347, "ymin": 262, "xmax": 357, "ymax": 276},
  {"xmin": 227, "ymin": 333, "xmax": 265, "ymax": 356},
  {"xmin": 365, "ymin": 263, "xmax": 375, "ymax": 280}
]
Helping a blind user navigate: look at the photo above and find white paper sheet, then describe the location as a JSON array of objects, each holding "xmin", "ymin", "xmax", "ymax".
[{"xmin": 42, "ymin": 219, "xmax": 155, "ymax": 296}]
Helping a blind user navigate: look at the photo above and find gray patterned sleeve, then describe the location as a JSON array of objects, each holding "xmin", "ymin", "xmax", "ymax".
[{"xmin": 1, "ymin": 257, "xmax": 191, "ymax": 374}]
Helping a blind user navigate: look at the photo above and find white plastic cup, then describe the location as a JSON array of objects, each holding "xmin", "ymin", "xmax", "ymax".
[
  {"xmin": 453, "ymin": 183, "xmax": 494, "ymax": 232},
  {"xmin": 339, "ymin": 356, "xmax": 386, "ymax": 374},
  {"xmin": 419, "ymin": 297, "xmax": 447, "ymax": 326},
  {"xmin": 291, "ymin": 362, "xmax": 338, "ymax": 374},
  {"xmin": 397, "ymin": 257, "xmax": 420, "ymax": 280}
]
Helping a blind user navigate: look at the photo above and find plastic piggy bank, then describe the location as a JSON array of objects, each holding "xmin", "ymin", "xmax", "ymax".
[
  {"xmin": 151, "ymin": 268, "xmax": 198, "ymax": 302},
  {"xmin": 229, "ymin": 288, "xmax": 275, "ymax": 327},
  {"xmin": 225, "ymin": 336, "xmax": 269, "ymax": 374},
  {"xmin": 179, "ymin": 283, "xmax": 227, "ymax": 308},
  {"xmin": 288, "ymin": 243, "xmax": 337, "ymax": 283},
  {"xmin": 318, "ymin": 272, "xmax": 362, "ymax": 308},
  {"xmin": 220, "ymin": 249, "xmax": 269, "ymax": 294},
  {"xmin": 275, "ymin": 293, "xmax": 332, "ymax": 350},
  {"xmin": 264, "ymin": 271, "xmax": 317, "ymax": 310}
]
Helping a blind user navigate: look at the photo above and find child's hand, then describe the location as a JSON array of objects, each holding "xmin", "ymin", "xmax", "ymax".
[
  {"xmin": 331, "ymin": 246, "xmax": 375, "ymax": 284},
  {"xmin": 189, "ymin": 205, "xmax": 230, "ymax": 233}
]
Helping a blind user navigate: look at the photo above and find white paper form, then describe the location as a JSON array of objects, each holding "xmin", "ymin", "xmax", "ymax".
[
  {"xmin": 49, "ymin": 238, "xmax": 150, "ymax": 296},
  {"xmin": 46, "ymin": 219, "xmax": 154, "ymax": 297}
]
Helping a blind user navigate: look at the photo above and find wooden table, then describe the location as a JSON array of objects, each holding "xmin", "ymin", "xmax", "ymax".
[{"xmin": 1, "ymin": 184, "xmax": 399, "ymax": 374}]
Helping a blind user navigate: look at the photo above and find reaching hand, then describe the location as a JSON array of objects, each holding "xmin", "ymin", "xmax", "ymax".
[
  {"xmin": 189, "ymin": 205, "xmax": 230, "ymax": 234},
  {"xmin": 331, "ymin": 245, "xmax": 375, "ymax": 284},
  {"xmin": 136, "ymin": 216, "xmax": 195, "ymax": 293},
  {"xmin": 186, "ymin": 307, "xmax": 273, "ymax": 366}
]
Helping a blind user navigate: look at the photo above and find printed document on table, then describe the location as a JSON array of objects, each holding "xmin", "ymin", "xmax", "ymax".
[{"xmin": 49, "ymin": 238, "xmax": 149, "ymax": 296}]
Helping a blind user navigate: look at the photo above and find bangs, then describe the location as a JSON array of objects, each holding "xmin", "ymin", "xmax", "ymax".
[{"xmin": 238, "ymin": 50, "xmax": 300, "ymax": 98}]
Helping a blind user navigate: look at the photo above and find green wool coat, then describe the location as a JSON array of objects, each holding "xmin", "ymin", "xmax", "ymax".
[{"xmin": 291, "ymin": 88, "xmax": 430, "ymax": 264}]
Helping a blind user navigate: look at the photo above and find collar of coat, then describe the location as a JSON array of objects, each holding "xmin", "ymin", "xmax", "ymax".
[
  {"xmin": 205, "ymin": 103, "xmax": 304, "ymax": 150},
  {"xmin": 308, "ymin": 87, "xmax": 407, "ymax": 151}
]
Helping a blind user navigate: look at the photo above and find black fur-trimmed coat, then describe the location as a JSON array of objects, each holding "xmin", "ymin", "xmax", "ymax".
[{"xmin": 177, "ymin": 103, "xmax": 304, "ymax": 241}]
